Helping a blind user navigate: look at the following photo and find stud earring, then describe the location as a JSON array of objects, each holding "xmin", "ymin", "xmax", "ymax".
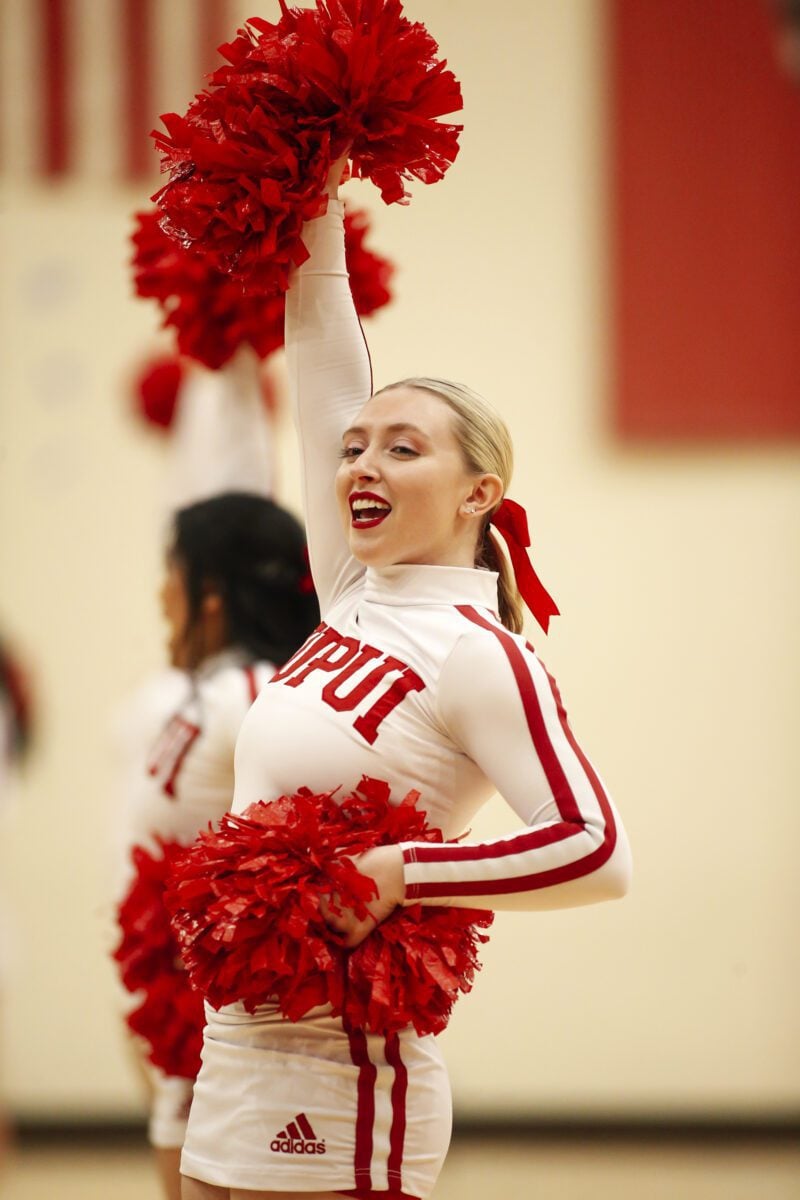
[{"xmin": 466, "ymin": 505, "xmax": 477, "ymax": 514}]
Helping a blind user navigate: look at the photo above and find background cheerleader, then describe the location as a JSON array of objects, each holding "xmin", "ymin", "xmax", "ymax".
[
  {"xmin": 0, "ymin": 638, "xmax": 33, "ymax": 1175},
  {"xmin": 113, "ymin": 348, "xmax": 320, "ymax": 1200}
]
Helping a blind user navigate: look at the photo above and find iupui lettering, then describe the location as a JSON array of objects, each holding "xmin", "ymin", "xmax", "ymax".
[
  {"xmin": 146, "ymin": 715, "xmax": 201, "ymax": 798},
  {"xmin": 271, "ymin": 622, "xmax": 425, "ymax": 745}
]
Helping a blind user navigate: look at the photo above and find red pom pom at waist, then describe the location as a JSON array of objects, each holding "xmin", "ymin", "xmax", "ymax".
[
  {"xmin": 113, "ymin": 840, "xmax": 205, "ymax": 1079},
  {"xmin": 166, "ymin": 779, "xmax": 491, "ymax": 1037}
]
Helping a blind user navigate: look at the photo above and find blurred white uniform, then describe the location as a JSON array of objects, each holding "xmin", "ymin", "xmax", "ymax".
[
  {"xmin": 115, "ymin": 352, "xmax": 276, "ymax": 1149},
  {"xmin": 182, "ymin": 204, "xmax": 631, "ymax": 1197}
]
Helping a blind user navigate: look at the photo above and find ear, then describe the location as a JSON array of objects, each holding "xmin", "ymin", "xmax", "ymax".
[
  {"xmin": 461, "ymin": 473, "xmax": 504, "ymax": 518},
  {"xmin": 200, "ymin": 591, "xmax": 223, "ymax": 618}
]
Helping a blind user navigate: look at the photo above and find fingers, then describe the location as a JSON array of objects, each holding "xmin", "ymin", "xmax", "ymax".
[
  {"xmin": 325, "ymin": 151, "xmax": 351, "ymax": 197},
  {"xmin": 318, "ymin": 892, "xmax": 378, "ymax": 948}
]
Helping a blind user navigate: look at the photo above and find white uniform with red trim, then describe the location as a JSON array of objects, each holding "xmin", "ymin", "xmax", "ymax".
[
  {"xmin": 181, "ymin": 202, "xmax": 631, "ymax": 1197},
  {"xmin": 115, "ymin": 355, "xmax": 276, "ymax": 1150},
  {"xmin": 119, "ymin": 653, "xmax": 270, "ymax": 863},
  {"xmin": 118, "ymin": 652, "xmax": 272, "ymax": 1149}
]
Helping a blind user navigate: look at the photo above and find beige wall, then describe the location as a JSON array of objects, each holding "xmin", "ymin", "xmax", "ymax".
[{"xmin": 1, "ymin": 1, "xmax": 798, "ymax": 1120}]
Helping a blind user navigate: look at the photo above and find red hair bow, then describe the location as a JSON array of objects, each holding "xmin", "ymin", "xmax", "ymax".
[{"xmin": 489, "ymin": 498, "xmax": 559, "ymax": 633}]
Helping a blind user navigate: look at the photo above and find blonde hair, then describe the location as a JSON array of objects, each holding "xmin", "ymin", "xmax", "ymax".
[{"xmin": 375, "ymin": 377, "xmax": 525, "ymax": 633}]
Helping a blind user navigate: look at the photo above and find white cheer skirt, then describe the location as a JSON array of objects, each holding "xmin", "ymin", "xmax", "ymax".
[{"xmin": 181, "ymin": 1000, "xmax": 452, "ymax": 1197}]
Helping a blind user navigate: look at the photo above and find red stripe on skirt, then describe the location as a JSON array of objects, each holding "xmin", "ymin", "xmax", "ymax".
[
  {"xmin": 384, "ymin": 1033, "xmax": 408, "ymax": 1192},
  {"xmin": 347, "ymin": 1026, "xmax": 376, "ymax": 1190},
  {"xmin": 40, "ymin": 0, "xmax": 70, "ymax": 176}
]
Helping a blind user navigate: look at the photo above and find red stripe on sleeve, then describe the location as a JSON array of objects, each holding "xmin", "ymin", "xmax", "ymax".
[
  {"xmin": 243, "ymin": 665, "xmax": 259, "ymax": 705},
  {"xmin": 403, "ymin": 606, "xmax": 617, "ymax": 899},
  {"xmin": 40, "ymin": 0, "xmax": 70, "ymax": 176}
]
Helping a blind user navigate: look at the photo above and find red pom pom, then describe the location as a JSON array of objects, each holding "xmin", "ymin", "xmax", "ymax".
[
  {"xmin": 131, "ymin": 205, "xmax": 391, "ymax": 368},
  {"xmin": 133, "ymin": 353, "xmax": 185, "ymax": 430},
  {"xmin": 151, "ymin": 0, "xmax": 461, "ymax": 290},
  {"xmin": 0, "ymin": 640, "xmax": 34, "ymax": 760},
  {"xmin": 344, "ymin": 207, "xmax": 394, "ymax": 317},
  {"xmin": 126, "ymin": 974, "xmax": 205, "ymax": 1080},
  {"xmin": 114, "ymin": 840, "xmax": 206, "ymax": 1079},
  {"xmin": 167, "ymin": 778, "xmax": 491, "ymax": 1036},
  {"xmin": 132, "ymin": 212, "xmax": 286, "ymax": 369}
]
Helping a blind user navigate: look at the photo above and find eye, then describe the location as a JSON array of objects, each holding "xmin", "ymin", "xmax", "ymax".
[
  {"xmin": 390, "ymin": 444, "xmax": 419, "ymax": 457},
  {"xmin": 338, "ymin": 445, "xmax": 363, "ymax": 460}
]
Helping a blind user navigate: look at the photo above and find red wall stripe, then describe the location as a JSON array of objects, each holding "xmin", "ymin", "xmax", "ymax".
[
  {"xmin": 121, "ymin": 0, "xmax": 154, "ymax": 181},
  {"xmin": 40, "ymin": 0, "xmax": 70, "ymax": 176},
  {"xmin": 610, "ymin": 0, "xmax": 800, "ymax": 440},
  {"xmin": 197, "ymin": 0, "xmax": 232, "ymax": 78}
]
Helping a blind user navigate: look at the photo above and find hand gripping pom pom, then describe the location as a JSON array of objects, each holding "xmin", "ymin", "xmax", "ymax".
[
  {"xmin": 151, "ymin": 0, "xmax": 461, "ymax": 291},
  {"xmin": 166, "ymin": 778, "xmax": 492, "ymax": 1036},
  {"xmin": 113, "ymin": 840, "xmax": 206, "ymax": 1079},
  {"xmin": 131, "ymin": 205, "xmax": 393, "ymax": 369}
]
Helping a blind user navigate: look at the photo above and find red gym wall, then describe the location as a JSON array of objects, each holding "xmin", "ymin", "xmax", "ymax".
[{"xmin": 609, "ymin": 0, "xmax": 800, "ymax": 440}]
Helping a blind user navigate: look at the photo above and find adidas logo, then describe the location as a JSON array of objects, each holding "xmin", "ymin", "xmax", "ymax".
[{"xmin": 270, "ymin": 1112, "xmax": 327, "ymax": 1156}]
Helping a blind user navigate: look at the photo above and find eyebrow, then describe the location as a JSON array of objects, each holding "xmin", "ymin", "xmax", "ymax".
[{"xmin": 341, "ymin": 422, "xmax": 430, "ymax": 440}]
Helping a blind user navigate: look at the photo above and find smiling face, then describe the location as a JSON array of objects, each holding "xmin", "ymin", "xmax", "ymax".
[{"xmin": 334, "ymin": 385, "xmax": 502, "ymax": 569}]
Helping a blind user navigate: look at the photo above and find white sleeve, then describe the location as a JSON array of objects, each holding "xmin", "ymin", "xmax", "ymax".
[
  {"xmin": 400, "ymin": 626, "xmax": 632, "ymax": 911},
  {"xmin": 284, "ymin": 200, "xmax": 372, "ymax": 615},
  {"xmin": 165, "ymin": 348, "xmax": 274, "ymax": 513}
]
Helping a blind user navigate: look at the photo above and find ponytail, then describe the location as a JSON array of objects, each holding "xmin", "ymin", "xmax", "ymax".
[{"xmin": 475, "ymin": 523, "xmax": 525, "ymax": 635}]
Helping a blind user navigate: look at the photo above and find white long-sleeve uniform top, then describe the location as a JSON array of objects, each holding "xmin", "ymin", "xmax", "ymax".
[
  {"xmin": 119, "ymin": 652, "xmax": 273, "ymax": 863},
  {"xmin": 232, "ymin": 202, "xmax": 631, "ymax": 911}
]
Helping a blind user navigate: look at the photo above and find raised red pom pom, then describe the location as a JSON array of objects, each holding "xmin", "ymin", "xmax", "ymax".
[
  {"xmin": 132, "ymin": 212, "xmax": 285, "ymax": 370},
  {"xmin": 114, "ymin": 840, "xmax": 206, "ymax": 1079},
  {"xmin": 131, "ymin": 205, "xmax": 392, "ymax": 369},
  {"xmin": 344, "ymin": 208, "xmax": 395, "ymax": 317},
  {"xmin": 132, "ymin": 353, "xmax": 185, "ymax": 430},
  {"xmin": 166, "ymin": 778, "xmax": 491, "ymax": 1036},
  {"xmin": 151, "ymin": 0, "xmax": 460, "ymax": 290}
]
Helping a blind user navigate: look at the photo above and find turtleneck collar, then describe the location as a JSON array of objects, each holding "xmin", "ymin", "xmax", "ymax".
[{"xmin": 362, "ymin": 563, "xmax": 499, "ymax": 609}]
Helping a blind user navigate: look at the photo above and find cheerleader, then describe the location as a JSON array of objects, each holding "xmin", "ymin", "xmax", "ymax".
[
  {"xmin": 178, "ymin": 164, "xmax": 632, "ymax": 1200},
  {"xmin": 114, "ymin": 354, "xmax": 319, "ymax": 1200},
  {"xmin": 0, "ymin": 639, "xmax": 32, "ymax": 1172}
]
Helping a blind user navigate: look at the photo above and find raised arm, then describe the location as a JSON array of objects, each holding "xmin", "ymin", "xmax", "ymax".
[
  {"xmin": 284, "ymin": 196, "xmax": 373, "ymax": 615},
  {"xmin": 401, "ymin": 625, "xmax": 632, "ymax": 911},
  {"xmin": 165, "ymin": 348, "xmax": 273, "ymax": 513}
]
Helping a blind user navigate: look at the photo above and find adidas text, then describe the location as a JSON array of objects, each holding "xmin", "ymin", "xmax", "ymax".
[{"xmin": 270, "ymin": 1137, "xmax": 326, "ymax": 1155}]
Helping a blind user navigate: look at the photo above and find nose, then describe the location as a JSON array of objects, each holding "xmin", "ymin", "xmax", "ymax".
[{"xmin": 349, "ymin": 449, "xmax": 380, "ymax": 482}]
